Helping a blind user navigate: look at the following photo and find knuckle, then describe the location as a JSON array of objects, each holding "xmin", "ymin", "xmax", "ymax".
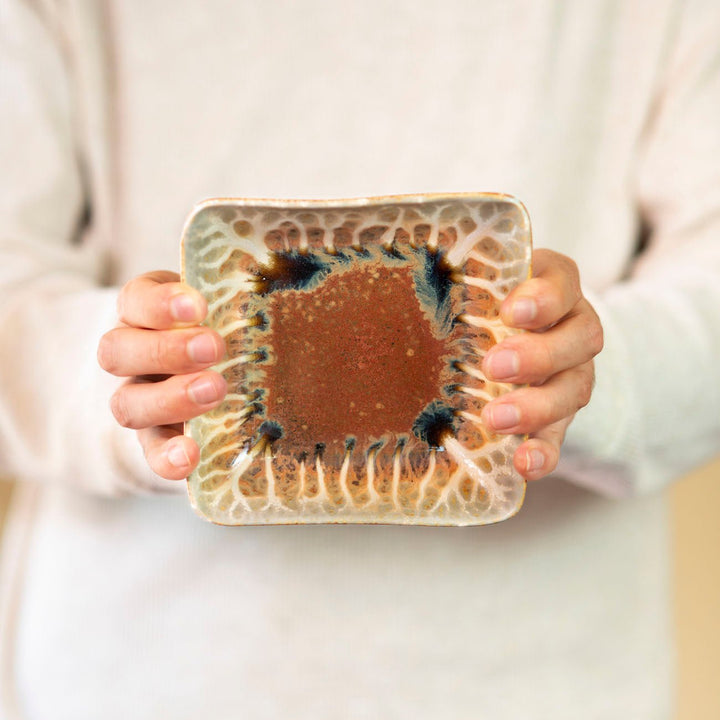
[
  {"xmin": 510, "ymin": 390, "xmax": 540, "ymax": 430},
  {"xmin": 535, "ymin": 339, "xmax": 555, "ymax": 380},
  {"xmin": 116, "ymin": 279, "xmax": 136, "ymax": 324},
  {"xmin": 151, "ymin": 332, "xmax": 168, "ymax": 369},
  {"xmin": 97, "ymin": 333, "xmax": 118, "ymax": 374},
  {"xmin": 546, "ymin": 391, "xmax": 567, "ymax": 426},
  {"xmin": 566, "ymin": 264, "xmax": 582, "ymax": 302},
  {"xmin": 573, "ymin": 304, "xmax": 604, "ymax": 359},
  {"xmin": 587, "ymin": 315, "xmax": 604, "ymax": 356},
  {"xmin": 157, "ymin": 330, "xmax": 188, "ymax": 369},
  {"xmin": 555, "ymin": 253, "xmax": 582, "ymax": 303},
  {"xmin": 110, "ymin": 388, "xmax": 135, "ymax": 429},
  {"xmin": 576, "ymin": 365, "xmax": 595, "ymax": 410},
  {"xmin": 154, "ymin": 387, "xmax": 171, "ymax": 416},
  {"xmin": 516, "ymin": 332, "xmax": 554, "ymax": 382},
  {"xmin": 563, "ymin": 255, "xmax": 579, "ymax": 279},
  {"xmin": 516, "ymin": 333, "xmax": 558, "ymax": 384}
]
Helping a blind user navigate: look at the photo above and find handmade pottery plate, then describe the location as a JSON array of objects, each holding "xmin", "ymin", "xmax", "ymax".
[{"xmin": 181, "ymin": 193, "xmax": 532, "ymax": 526}]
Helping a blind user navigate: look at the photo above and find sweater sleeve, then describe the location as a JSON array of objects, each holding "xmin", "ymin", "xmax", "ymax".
[
  {"xmin": 0, "ymin": 1, "xmax": 176, "ymax": 495},
  {"xmin": 561, "ymin": 0, "xmax": 720, "ymax": 496}
]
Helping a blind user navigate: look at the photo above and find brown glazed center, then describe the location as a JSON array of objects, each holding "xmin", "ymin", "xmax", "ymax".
[{"xmin": 264, "ymin": 263, "xmax": 449, "ymax": 452}]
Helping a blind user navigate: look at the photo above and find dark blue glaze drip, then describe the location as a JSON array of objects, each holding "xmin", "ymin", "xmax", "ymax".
[
  {"xmin": 366, "ymin": 439, "xmax": 385, "ymax": 456},
  {"xmin": 350, "ymin": 246, "xmax": 371, "ymax": 257},
  {"xmin": 380, "ymin": 245, "xmax": 407, "ymax": 261},
  {"xmin": 258, "ymin": 420, "xmax": 283, "ymax": 441},
  {"xmin": 412, "ymin": 400, "xmax": 457, "ymax": 449},
  {"xmin": 247, "ymin": 401, "xmax": 264, "ymax": 418},
  {"xmin": 411, "ymin": 248, "xmax": 455, "ymax": 335},
  {"xmin": 254, "ymin": 312, "xmax": 269, "ymax": 330},
  {"xmin": 255, "ymin": 251, "xmax": 330, "ymax": 294},
  {"xmin": 325, "ymin": 249, "xmax": 353, "ymax": 264}
]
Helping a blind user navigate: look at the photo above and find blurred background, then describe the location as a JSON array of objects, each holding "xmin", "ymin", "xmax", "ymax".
[{"xmin": 1, "ymin": 458, "xmax": 719, "ymax": 718}]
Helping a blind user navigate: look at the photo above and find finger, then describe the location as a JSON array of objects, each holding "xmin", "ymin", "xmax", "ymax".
[
  {"xmin": 137, "ymin": 425, "xmax": 200, "ymax": 480},
  {"xmin": 117, "ymin": 271, "xmax": 207, "ymax": 330},
  {"xmin": 482, "ymin": 298, "xmax": 603, "ymax": 383},
  {"xmin": 512, "ymin": 419, "xmax": 571, "ymax": 481},
  {"xmin": 110, "ymin": 371, "xmax": 227, "ymax": 430},
  {"xmin": 501, "ymin": 249, "xmax": 582, "ymax": 329},
  {"xmin": 98, "ymin": 326, "xmax": 225, "ymax": 377},
  {"xmin": 480, "ymin": 361, "xmax": 594, "ymax": 434}
]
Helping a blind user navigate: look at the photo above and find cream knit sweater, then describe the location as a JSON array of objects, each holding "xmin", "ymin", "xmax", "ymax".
[{"xmin": 1, "ymin": 1, "xmax": 719, "ymax": 718}]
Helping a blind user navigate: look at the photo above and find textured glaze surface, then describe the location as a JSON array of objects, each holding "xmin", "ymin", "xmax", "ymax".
[{"xmin": 182, "ymin": 194, "xmax": 532, "ymax": 525}]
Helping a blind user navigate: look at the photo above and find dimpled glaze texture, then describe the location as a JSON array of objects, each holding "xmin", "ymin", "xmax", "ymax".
[{"xmin": 182, "ymin": 194, "xmax": 532, "ymax": 526}]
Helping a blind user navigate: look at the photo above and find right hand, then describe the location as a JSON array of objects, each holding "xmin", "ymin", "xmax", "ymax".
[{"xmin": 97, "ymin": 271, "xmax": 227, "ymax": 480}]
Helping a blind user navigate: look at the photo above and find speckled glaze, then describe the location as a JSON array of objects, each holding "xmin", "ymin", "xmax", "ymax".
[{"xmin": 181, "ymin": 193, "xmax": 532, "ymax": 526}]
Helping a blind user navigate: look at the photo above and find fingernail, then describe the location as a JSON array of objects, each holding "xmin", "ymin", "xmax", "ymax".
[
  {"xmin": 526, "ymin": 449, "xmax": 545, "ymax": 472},
  {"xmin": 188, "ymin": 377, "xmax": 223, "ymax": 405},
  {"xmin": 187, "ymin": 334, "xmax": 220, "ymax": 364},
  {"xmin": 488, "ymin": 403, "xmax": 520, "ymax": 430},
  {"xmin": 167, "ymin": 441, "xmax": 191, "ymax": 468},
  {"xmin": 487, "ymin": 349, "xmax": 520, "ymax": 380},
  {"xmin": 512, "ymin": 297, "xmax": 537, "ymax": 325},
  {"xmin": 170, "ymin": 293, "xmax": 201, "ymax": 323}
]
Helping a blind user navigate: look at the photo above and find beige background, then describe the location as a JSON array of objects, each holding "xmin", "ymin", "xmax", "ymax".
[
  {"xmin": 1, "ymin": 458, "xmax": 719, "ymax": 717},
  {"xmin": 670, "ymin": 456, "xmax": 720, "ymax": 719}
]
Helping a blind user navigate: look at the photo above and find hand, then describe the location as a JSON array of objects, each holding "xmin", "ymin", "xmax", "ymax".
[
  {"xmin": 480, "ymin": 249, "xmax": 603, "ymax": 481},
  {"xmin": 97, "ymin": 271, "xmax": 227, "ymax": 480}
]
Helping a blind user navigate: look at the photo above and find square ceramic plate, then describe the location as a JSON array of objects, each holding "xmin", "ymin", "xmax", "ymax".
[{"xmin": 181, "ymin": 193, "xmax": 532, "ymax": 526}]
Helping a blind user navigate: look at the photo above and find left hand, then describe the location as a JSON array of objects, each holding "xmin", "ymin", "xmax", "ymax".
[{"xmin": 480, "ymin": 249, "xmax": 604, "ymax": 481}]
